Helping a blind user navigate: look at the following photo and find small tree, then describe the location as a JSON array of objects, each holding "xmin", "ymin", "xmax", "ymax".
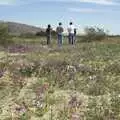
[{"xmin": 83, "ymin": 27, "xmax": 107, "ymax": 42}]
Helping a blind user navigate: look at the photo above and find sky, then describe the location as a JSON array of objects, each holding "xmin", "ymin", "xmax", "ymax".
[{"xmin": 0, "ymin": 0, "xmax": 120, "ymax": 35}]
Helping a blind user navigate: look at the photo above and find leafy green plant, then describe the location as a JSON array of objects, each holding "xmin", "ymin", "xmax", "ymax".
[{"xmin": 82, "ymin": 27, "xmax": 107, "ymax": 42}]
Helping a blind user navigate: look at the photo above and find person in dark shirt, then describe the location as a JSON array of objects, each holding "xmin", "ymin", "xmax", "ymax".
[{"xmin": 46, "ymin": 24, "xmax": 52, "ymax": 45}]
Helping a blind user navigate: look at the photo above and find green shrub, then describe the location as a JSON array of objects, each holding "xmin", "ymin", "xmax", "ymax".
[
  {"xmin": 83, "ymin": 27, "xmax": 107, "ymax": 42},
  {"xmin": 0, "ymin": 22, "xmax": 14, "ymax": 46},
  {"xmin": 20, "ymin": 32, "xmax": 36, "ymax": 38},
  {"xmin": 36, "ymin": 31, "xmax": 46, "ymax": 36},
  {"xmin": 36, "ymin": 30, "xmax": 57, "ymax": 38}
]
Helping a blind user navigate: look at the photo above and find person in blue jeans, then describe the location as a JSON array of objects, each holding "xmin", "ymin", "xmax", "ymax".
[
  {"xmin": 68, "ymin": 22, "xmax": 75, "ymax": 45},
  {"xmin": 56, "ymin": 22, "xmax": 64, "ymax": 47}
]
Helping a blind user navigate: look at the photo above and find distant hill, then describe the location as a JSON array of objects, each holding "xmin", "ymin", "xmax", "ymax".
[{"xmin": 0, "ymin": 21, "xmax": 45, "ymax": 36}]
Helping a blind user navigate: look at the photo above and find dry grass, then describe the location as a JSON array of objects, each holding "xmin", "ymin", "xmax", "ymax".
[{"xmin": 0, "ymin": 37, "xmax": 120, "ymax": 120}]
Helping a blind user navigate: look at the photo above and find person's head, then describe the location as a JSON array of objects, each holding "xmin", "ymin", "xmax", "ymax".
[
  {"xmin": 48, "ymin": 24, "xmax": 51, "ymax": 28},
  {"xmin": 59, "ymin": 22, "xmax": 62, "ymax": 26},
  {"xmin": 70, "ymin": 22, "xmax": 73, "ymax": 25}
]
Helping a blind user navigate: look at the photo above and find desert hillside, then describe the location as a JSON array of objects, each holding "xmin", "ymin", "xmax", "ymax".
[{"xmin": 0, "ymin": 21, "xmax": 45, "ymax": 35}]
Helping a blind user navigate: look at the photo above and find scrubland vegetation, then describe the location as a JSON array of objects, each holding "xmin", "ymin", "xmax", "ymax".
[{"xmin": 0, "ymin": 24, "xmax": 120, "ymax": 120}]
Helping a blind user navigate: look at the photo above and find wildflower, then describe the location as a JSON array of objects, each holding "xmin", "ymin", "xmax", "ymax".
[{"xmin": 71, "ymin": 113, "xmax": 80, "ymax": 120}]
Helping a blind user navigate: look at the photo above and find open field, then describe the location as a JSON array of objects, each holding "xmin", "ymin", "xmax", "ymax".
[{"xmin": 0, "ymin": 37, "xmax": 120, "ymax": 120}]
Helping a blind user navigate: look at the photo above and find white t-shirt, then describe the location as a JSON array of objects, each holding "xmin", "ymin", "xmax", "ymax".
[{"xmin": 68, "ymin": 25, "xmax": 75, "ymax": 34}]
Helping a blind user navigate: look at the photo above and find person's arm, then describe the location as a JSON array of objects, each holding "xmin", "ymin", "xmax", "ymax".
[{"xmin": 56, "ymin": 27, "xmax": 58, "ymax": 33}]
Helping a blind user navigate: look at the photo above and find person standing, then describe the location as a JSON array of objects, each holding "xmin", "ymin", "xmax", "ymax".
[
  {"xmin": 67, "ymin": 22, "xmax": 75, "ymax": 45},
  {"xmin": 56, "ymin": 22, "xmax": 64, "ymax": 47},
  {"xmin": 46, "ymin": 24, "xmax": 52, "ymax": 45}
]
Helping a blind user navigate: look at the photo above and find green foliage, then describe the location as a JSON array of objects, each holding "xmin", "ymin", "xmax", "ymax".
[
  {"xmin": 20, "ymin": 32, "xmax": 36, "ymax": 38},
  {"xmin": 19, "ymin": 112, "xmax": 31, "ymax": 120},
  {"xmin": 19, "ymin": 65, "xmax": 35, "ymax": 77},
  {"xmin": 83, "ymin": 27, "xmax": 107, "ymax": 42},
  {"xmin": 0, "ymin": 23, "xmax": 8, "ymax": 38},
  {"xmin": 36, "ymin": 30, "xmax": 57, "ymax": 38},
  {"xmin": 36, "ymin": 31, "xmax": 46, "ymax": 37},
  {"xmin": 0, "ymin": 23, "xmax": 14, "ymax": 46}
]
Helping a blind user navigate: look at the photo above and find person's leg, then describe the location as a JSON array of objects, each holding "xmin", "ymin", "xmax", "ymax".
[
  {"xmin": 70, "ymin": 34, "xmax": 71, "ymax": 45},
  {"xmin": 47, "ymin": 35, "xmax": 51, "ymax": 45},
  {"xmin": 58, "ymin": 34, "xmax": 62, "ymax": 47},
  {"xmin": 47, "ymin": 36, "xmax": 49, "ymax": 45},
  {"xmin": 58, "ymin": 34, "xmax": 60, "ymax": 46},
  {"xmin": 71, "ymin": 34, "xmax": 74, "ymax": 45},
  {"xmin": 74, "ymin": 34, "xmax": 76, "ymax": 44},
  {"xmin": 49, "ymin": 35, "xmax": 51, "ymax": 45},
  {"xmin": 68, "ymin": 33, "xmax": 71, "ymax": 44},
  {"xmin": 60, "ymin": 34, "xmax": 62, "ymax": 46}
]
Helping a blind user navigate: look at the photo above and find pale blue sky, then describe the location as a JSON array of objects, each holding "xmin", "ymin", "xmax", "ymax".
[{"xmin": 0, "ymin": 0, "xmax": 120, "ymax": 34}]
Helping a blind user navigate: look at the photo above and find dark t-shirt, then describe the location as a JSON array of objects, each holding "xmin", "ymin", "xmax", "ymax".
[{"xmin": 46, "ymin": 28, "xmax": 52, "ymax": 35}]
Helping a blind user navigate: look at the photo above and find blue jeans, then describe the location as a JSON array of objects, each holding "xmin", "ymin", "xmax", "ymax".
[
  {"xmin": 69, "ymin": 33, "xmax": 75, "ymax": 45},
  {"xmin": 57, "ymin": 34, "xmax": 63, "ymax": 47},
  {"xmin": 74, "ymin": 34, "xmax": 76, "ymax": 44}
]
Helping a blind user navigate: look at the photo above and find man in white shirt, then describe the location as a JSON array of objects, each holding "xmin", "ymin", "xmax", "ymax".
[{"xmin": 67, "ymin": 22, "xmax": 75, "ymax": 45}]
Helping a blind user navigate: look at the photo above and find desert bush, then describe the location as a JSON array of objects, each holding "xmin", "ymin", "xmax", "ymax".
[
  {"xmin": 0, "ymin": 23, "xmax": 8, "ymax": 39},
  {"xmin": 86, "ymin": 97, "xmax": 110, "ymax": 120},
  {"xmin": 51, "ymin": 30, "xmax": 57, "ymax": 37},
  {"xmin": 36, "ymin": 31, "xmax": 46, "ymax": 36},
  {"xmin": 82, "ymin": 27, "xmax": 107, "ymax": 42},
  {"xmin": 8, "ymin": 44, "xmax": 32, "ymax": 53},
  {"xmin": 36, "ymin": 30, "xmax": 57, "ymax": 37},
  {"xmin": 110, "ymin": 93, "xmax": 120, "ymax": 118},
  {"xmin": 104, "ymin": 62, "xmax": 120, "ymax": 75},
  {"xmin": 0, "ymin": 23, "xmax": 14, "ymax": 46},
  {"xmin": 20, "ymin": 32, "xmax": 36, "ymax": 38}
]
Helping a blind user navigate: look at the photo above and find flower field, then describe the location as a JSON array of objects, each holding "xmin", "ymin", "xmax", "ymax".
[{"xmin": 0, "ymin": 37, "xmax": 120, "ymax": 120}]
